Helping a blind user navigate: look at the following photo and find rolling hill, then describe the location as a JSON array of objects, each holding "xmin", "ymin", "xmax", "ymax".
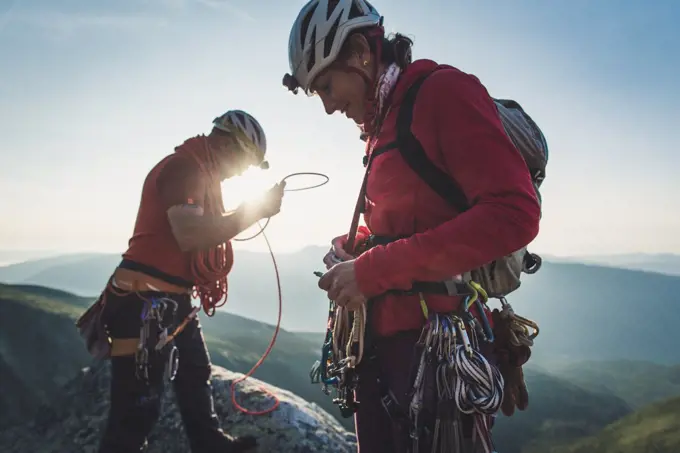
[
  {"xmin": 547, "ymin": 360, "xmax": 680, "ymax": 410},
  {"xmin": 0, "ymin": 284, "xmax": 93, "ymax": 428},
  {"xmin": 0, "ymin": 282, "xmax": 332, "ymax": 429},
  {"xmin": 538, "ymin": 395, "xmax": 680, "ymax": 453},
  {"xmin": 492, "ymin": 368, "xmax": 630, "ymax": 453}
]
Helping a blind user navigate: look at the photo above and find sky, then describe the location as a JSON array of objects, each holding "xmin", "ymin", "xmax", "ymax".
[{"xmin": 1, "ymin": 0, "xmax": 679, "ymax": 258}]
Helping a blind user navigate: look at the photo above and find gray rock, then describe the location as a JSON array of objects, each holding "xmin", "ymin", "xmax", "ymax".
[{"xmin": 0, "ymin": 361, "xmax": 357, "ymax": 453}]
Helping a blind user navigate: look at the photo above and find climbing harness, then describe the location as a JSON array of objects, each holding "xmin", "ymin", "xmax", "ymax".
[{"xmin": 305, "ymin": 189, "xmax": 539, "ymax": 451}]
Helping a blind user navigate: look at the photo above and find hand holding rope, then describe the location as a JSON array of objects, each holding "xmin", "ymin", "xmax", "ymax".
[{"xmin": 232, "ymin": 172, "xmax": 330, "ymax": 242}]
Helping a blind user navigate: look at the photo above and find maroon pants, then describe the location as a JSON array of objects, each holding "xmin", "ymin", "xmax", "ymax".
[{"xmin": 354, "ymin": 330, "xmax": 485, "ymax": 453}]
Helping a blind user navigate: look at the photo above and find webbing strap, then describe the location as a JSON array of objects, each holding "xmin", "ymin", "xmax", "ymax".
[
  {"xmin": 396, "ymin": 70, "xmax": 470, "ymax": 213},
  {"xmin": 364, "ymin": 302, "xmax": 412, "ymax": 426},
  {"xmin": 362, "ymin": 141, "xmax": 398, "ymax": 167},
  {"xmin": 364, "ymin": 234, "xmax": 473, "ymax": 297},
  {"xmin": 110, "ymin": 337, "xmax": 139, "ymax": 357},
  {"xmin": 118, "ymin": 259, "xmax": 194, "ymax": 289}
]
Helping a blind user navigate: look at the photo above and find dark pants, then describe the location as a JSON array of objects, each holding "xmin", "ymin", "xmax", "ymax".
[
  {"xmin": 97, "ymin": 290, "xmax": 231, "ymax": 453},
  {"xmin": 354, "ymin": 330, "xmax": 491, "ymax": 453}
]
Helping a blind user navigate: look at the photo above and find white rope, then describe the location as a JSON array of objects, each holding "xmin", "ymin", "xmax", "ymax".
[
  {"xmin": 452, "ymin": 345, "xmax": 504, "ymax": 416},
  {"xmin": 451, "ymin": 344, "xmax": 503, "ymax": 453}
]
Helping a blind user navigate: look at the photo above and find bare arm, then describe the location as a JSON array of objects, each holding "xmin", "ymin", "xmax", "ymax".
[
  {"xmin": 166, "ymin": 204, "xmax": 261, "ymax": 252},
  {"xmin": 157, "ymin": 156, "xmax": 261, "ymax": 252}
]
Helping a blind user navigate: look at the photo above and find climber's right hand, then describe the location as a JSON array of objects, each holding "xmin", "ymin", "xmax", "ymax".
[{"xmin": 254, "ymin": 181, "xmax": 286, "ymax": 219}]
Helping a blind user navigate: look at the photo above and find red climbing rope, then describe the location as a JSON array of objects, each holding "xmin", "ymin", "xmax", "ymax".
[
  {"xmin": 229, "ymin": 226, "xmax": 282, "ymax": 415},
  {"xmin": 176, "ymin": 136, "xmax": 328, "ymax": 415},
  {"xmin": 189, "ymin": 242, "xmax": 232, "ymax": 317}
]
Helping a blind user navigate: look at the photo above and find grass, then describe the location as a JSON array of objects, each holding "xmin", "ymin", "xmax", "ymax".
[{"xmin": 539, "ymin": 396, "xmax": 680, "ymax": 453}]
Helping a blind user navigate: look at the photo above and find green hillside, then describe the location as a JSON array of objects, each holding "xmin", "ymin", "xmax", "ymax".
[
  {"xmin": 492, "ymin": 368, "xmax": 631, "ymax": 453},
  {"xmin": 0, "ymin": 283, "xmax": 93, "ymax": 428},
  {"xmin": 539, "ymin": 396, "xmax": 680, "ymax": 453}
]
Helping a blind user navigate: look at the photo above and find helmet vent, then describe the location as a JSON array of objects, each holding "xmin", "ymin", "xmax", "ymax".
[
  {"xmin": 324, "ymin": 15, "xmax": 342, "ymax": 59},
  {"xmin": 306, "ymin": 28, "xmax": 317, "ymax": 73},
  {"xmin": 300, "ymin": 4, "xmax": 317, "ymax": 49},
  {"xmin": 348, "ymin": 1, "xmax": 362, "ymax": 19}
]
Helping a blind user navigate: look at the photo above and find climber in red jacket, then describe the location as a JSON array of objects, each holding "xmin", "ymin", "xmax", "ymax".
[
  {"xmin": 283, "ymin": 1, "xmax": 541, "ymax": 452},
  {"xmin": 94, "ymin": 110, "xmax": 284, "ymax": 453}
]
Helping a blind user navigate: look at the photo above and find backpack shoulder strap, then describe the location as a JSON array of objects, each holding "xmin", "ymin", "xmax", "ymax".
[{"xmin": 396, "ymin": 70, "xmax": 469, "ymax": 213}]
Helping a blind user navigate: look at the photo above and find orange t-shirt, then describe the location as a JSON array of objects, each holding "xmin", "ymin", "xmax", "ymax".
[{"xmin": 122, "ymin": 152, "xmax": 206, "ymax": 285}]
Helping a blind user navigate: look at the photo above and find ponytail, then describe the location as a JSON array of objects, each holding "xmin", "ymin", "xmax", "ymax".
[
  {"xmin": 381, "ymin": 33, "xmax": 413, "ymax": 69},
  {"xmin": 338, "ymin": 28, "xmax": 414, "ymax": 71}
]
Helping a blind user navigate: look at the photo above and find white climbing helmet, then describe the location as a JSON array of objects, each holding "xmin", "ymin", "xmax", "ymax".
[
  {"xmin": 212, "ymin": 109, "xmax": 267, "ymax": 158},
  {"xmin": 286, "ymin": 0, "xmax": 382, "ymax": 93}
]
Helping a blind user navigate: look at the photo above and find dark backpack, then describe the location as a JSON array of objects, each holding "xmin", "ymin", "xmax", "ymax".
[{"xmin": 395, "ymin": 69, "xmax": 549, "ymax": 298}]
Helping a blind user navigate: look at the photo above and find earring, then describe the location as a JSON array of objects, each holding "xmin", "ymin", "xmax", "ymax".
[{"xmin": 363, "ymin": 60, "xmax": 369, "ymax": 66}]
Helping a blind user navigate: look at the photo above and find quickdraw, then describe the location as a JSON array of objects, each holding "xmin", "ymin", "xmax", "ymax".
[
  {"xmin": 134, "ymin": 296, "xmax": 180, "ymax": 383},
  {"xmin": 310, "ymin": 271, "xmax": 368, "ymax": 417},
  {"xmin": 309, "ymin": 299, "xmax": 339, "ymax": 390},
  {"xmin": 409, "ymin": 285, "xmax": 503, "ymax": 453}
]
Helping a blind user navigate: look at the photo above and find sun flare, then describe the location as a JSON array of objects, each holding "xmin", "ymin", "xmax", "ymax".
[{"xmin": 221, "ymin": 166, "xmax": 278, "ymax": 212}]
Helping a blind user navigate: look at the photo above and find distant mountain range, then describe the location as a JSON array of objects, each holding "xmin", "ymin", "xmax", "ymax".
[
  {"xmin": 544, "ymin": 252, "xmax": 680, "ymax": 277},
  {"xmin": 2, "ymin": 282, "xmax": 679, "ymax": 452},
  {"xmin": 1, "ymin": 249, "xmax": 679, "ymax": 365},
  {"xmin": 0, "ymin": 250, "xmax": 66, "ymax": 266}
]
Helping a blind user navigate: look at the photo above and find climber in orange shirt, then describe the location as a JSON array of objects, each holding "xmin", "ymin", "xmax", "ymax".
[{"xmin": 95, "ymin": 110, "xmax": 285, "ymax": 453}]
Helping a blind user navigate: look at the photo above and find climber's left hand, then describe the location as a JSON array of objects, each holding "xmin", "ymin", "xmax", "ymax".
[{"xmin": 318, "ymin": 260, "xmax": 367, "ymax": 310}]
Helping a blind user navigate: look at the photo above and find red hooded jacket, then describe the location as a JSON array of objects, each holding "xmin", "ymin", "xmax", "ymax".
[{"xmin": 353, "ymin": 59, "xmax": 541, "ymax": 337}]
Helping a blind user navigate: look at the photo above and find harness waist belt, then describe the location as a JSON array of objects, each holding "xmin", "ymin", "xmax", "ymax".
[
  {"xmin": 118, "ymin": 259, "xmax": 194, "ymax": 289},
  {"xmin": 398, "ymin": 280, "xmax": 471, "ymax": 296},
  {"xmin": 365, "ymin": 234, "xmax": 472, "ymax": 297}
]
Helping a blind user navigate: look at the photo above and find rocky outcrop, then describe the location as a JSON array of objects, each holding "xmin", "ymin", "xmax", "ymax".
[{"xmin": 0, "ymin": 361, "xmax": 357, "ymax": 452}]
